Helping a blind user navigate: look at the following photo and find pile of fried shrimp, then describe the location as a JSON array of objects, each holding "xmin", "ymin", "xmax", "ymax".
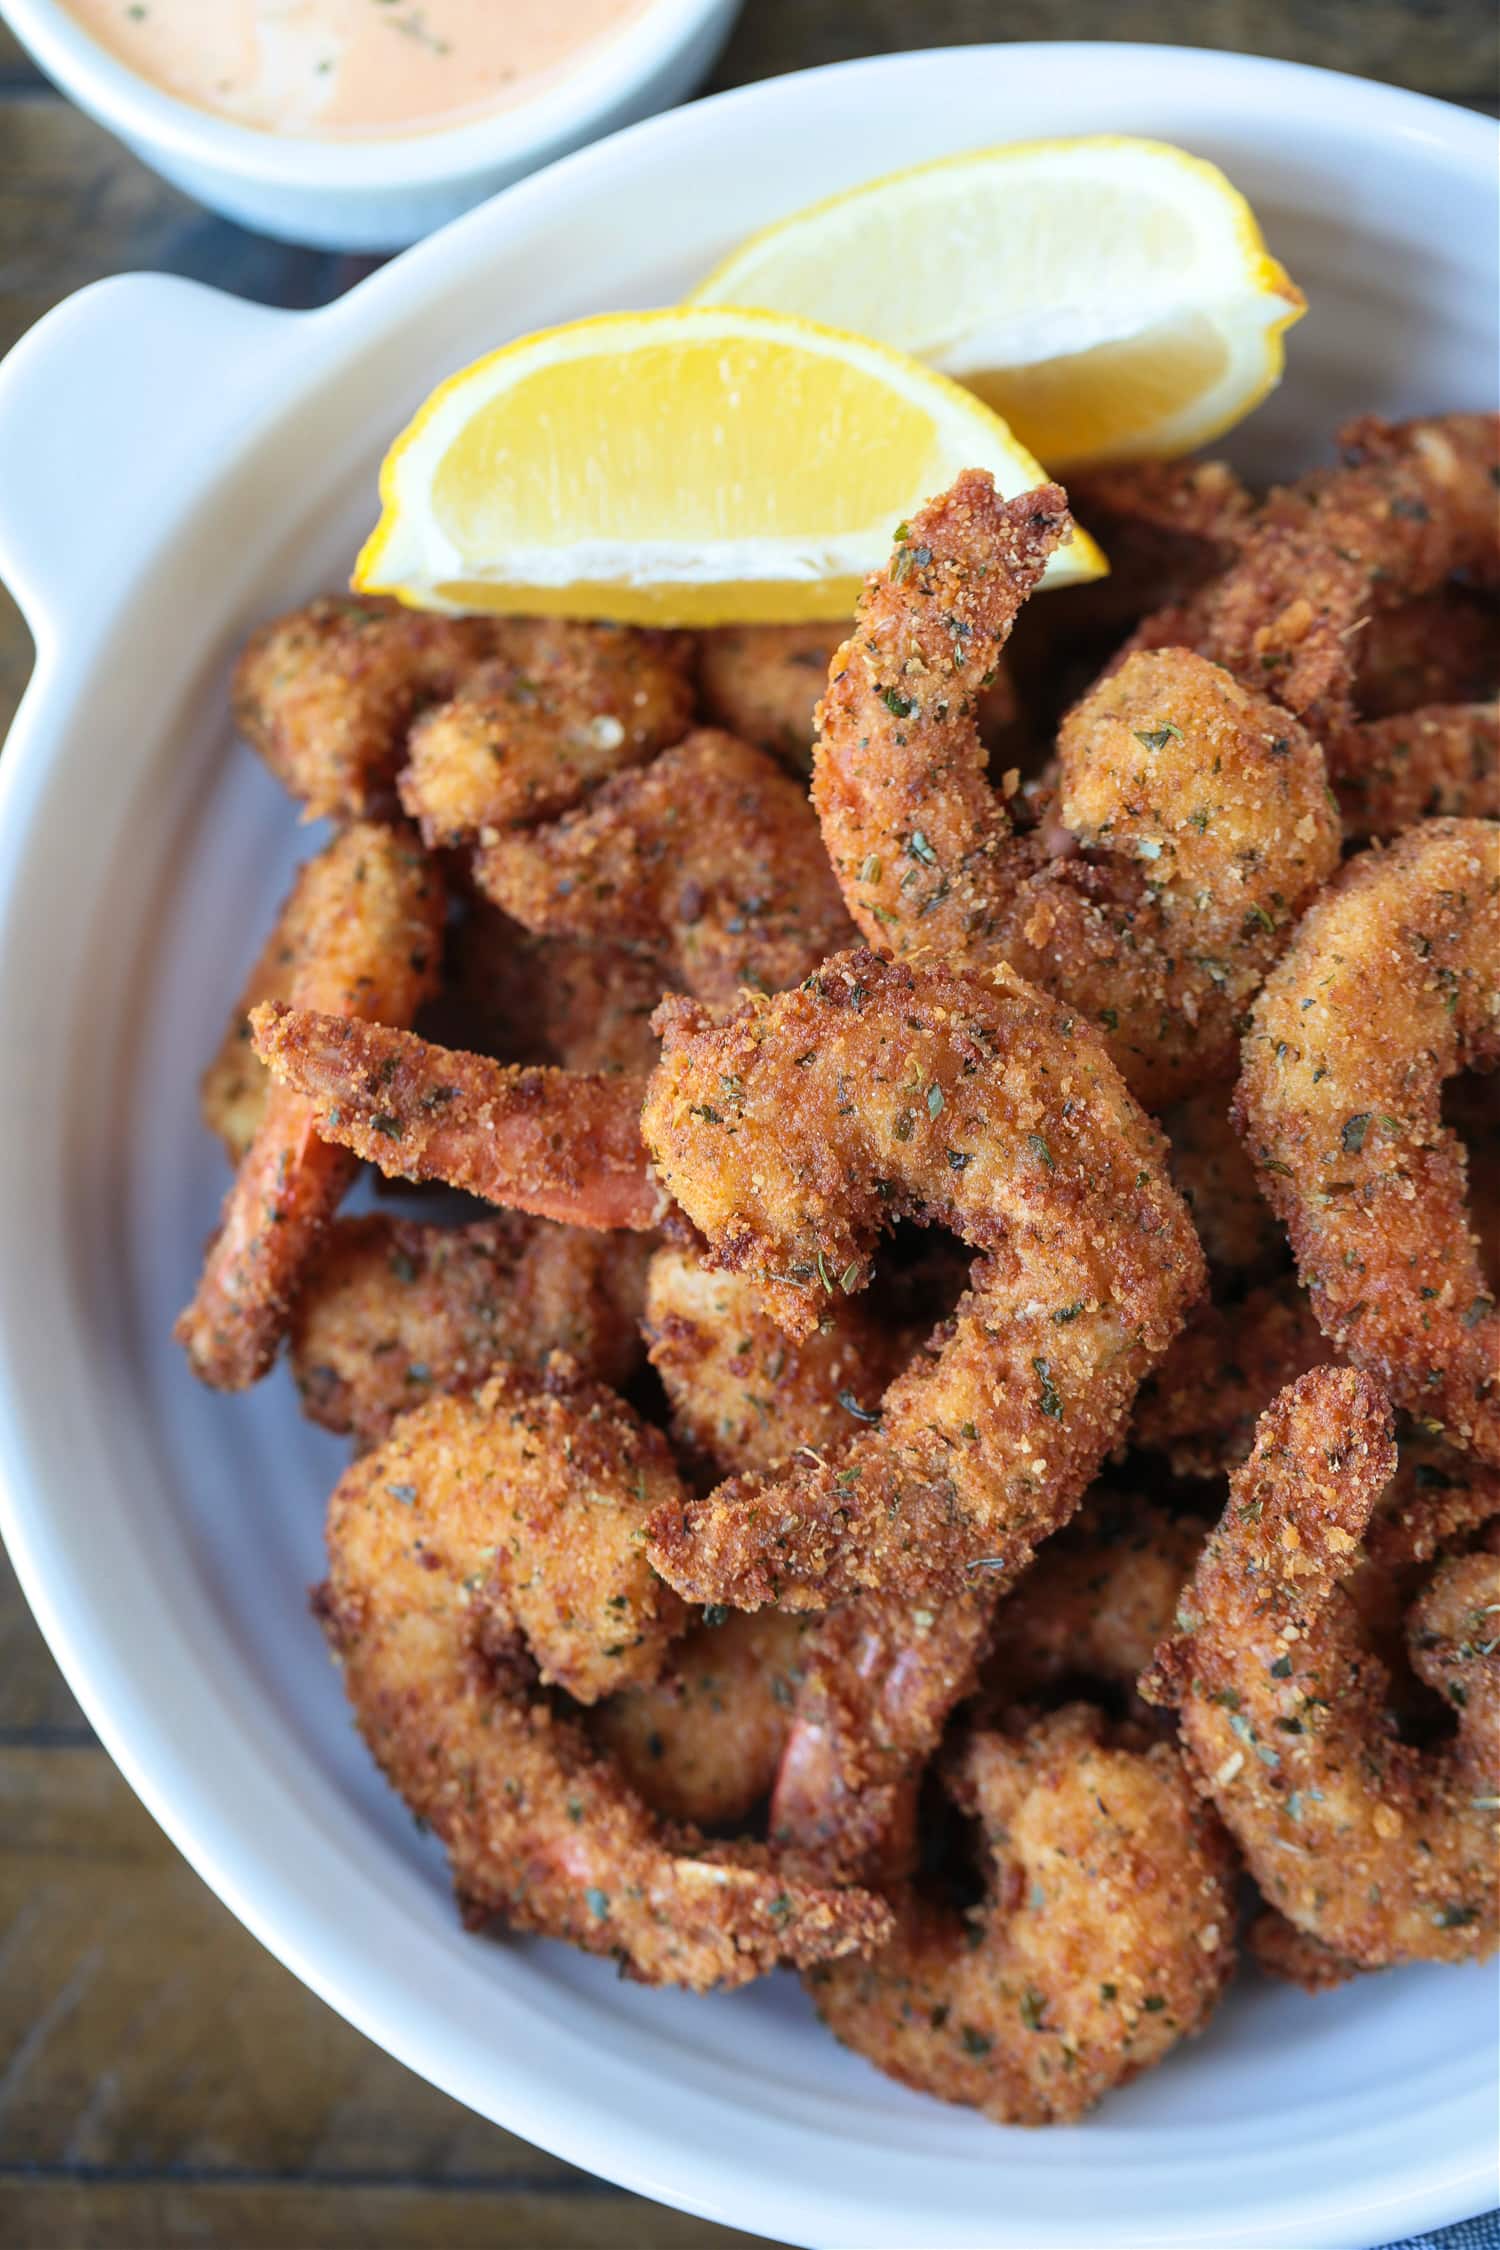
[{"xmin": 178, "ymin": 411, "xmax": 1499, "ymax": 2127}]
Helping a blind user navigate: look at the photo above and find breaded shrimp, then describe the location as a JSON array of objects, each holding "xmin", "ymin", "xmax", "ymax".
[
  {"xmin": 597, "ymin": 1245, "xmax": 905, "ymax": 1834},
  {"xmin": 290, "ymin": 1214, "xmax": 652, "ymax": 1447},
  {"xmin": 1330, "ymin": 703, "xmax": 1499, "ymax": 843},
  {"xmin": 446, "ymin": 904, "xmax": 665, "ymax": 1077},
  {"xmin": 983, "ymin": 1491, "xmax": 1209, "ymax": 1701},
  {"xmin": 233, "ymin": 596, "xmax": 511, "ymax": 822},
  {"xmin": 250, "ymin": 1005, "xmax": 659, "ymax": 1233},
  {"xmin": 1130, "ymin": 418, "xmax": 1500, "ymax": 839},
  {"xmin": 807, "ymin": 1706, "xmax": 1237, "ymax": 2125},
  {"xmin": 474, "ymin": 729, "xmax": 855, "ymax": 1010},
  {"xmin": 591, "ymin": 1607, "xmax": 811, "ymax": 1829},
  {"xmin": 698, "ymin": 623, "xmax": 1018, "ymax": 776},
  {"xmin": 643, "ymin": 950, "xmax": 1205, "ymax": 1607},
  {"xmin": 1130, "ymin": 1276, "xmax": 1327, "ymax": 1479},
  {"xmin": 1234, "ymin": 820, "xmax": 1500, "ymax": 1461},
  {"xmin": 643, "ymin": 1243, "xmax": 907, "ymax": 1482},
  {"xmin": 1158, "ymin": 1085, "xmax": 1284, "ymax": 1283},
  {"xmin": 813, "ymin": 473, "xmax": 1340, "ymax": 1105},
  {"xmin": 1355, "ymin": 590, "xmax": 1498, "ymax": 721},
  {"xmin": 770, "ymin": 1589, "xmax": 996, "ymax": 1885},
  {"xmin": 320, "ymin": 1357, "xmax": 890, "ymax": 1986},
  {"xmin": 1143, "ymin": 1366, "xmax": 1499, "ymax": 1966},
  {"xmin": 178, "ymin": 825, "xmax": 444, "ymax": 1390},
  {"xmin": 1256, "ymin": 413, "xmax": 1500, "ymax": 595},
  {"xmin": 397, "ymin": 626, "xmax": 694, "ymax": 847}
]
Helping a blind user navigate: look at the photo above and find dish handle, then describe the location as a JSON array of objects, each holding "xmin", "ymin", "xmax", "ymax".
[{"xmin": 0, "ymin": 274, "xmax": 299, "ymax": 654}]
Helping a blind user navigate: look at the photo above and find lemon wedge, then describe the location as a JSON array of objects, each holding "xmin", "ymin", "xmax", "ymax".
[
  {"xmin": 691, "ymin": 138, "xmax": 1305, "ymax": 468},
  {"xmin": 354, "ymin": 306, "xmax": 1105, "ymax": 625}
]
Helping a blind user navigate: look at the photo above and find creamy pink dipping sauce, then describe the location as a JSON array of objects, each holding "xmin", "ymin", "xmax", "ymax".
[{"xmin": 63, "ymin": 0, "xmax": 657, "ymax": 138}]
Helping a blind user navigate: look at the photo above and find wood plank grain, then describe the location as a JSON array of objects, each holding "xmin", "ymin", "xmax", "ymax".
[
  {"xmin": 0, "ymin": 2179, "xmax": 786, "ymax": 2248},
  {"xmin": 0, "ymin": 1746, "xmax": 572, "ymax": 2181},
  {"xmin": 0, "ymin": 1548, "xmax": 88, "ymax": 1735},
  {"xmin": 707, "ymin": 0, "xmax": 1498, "ymax": 99}
]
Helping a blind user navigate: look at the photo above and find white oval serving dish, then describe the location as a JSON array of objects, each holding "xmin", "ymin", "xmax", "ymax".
[
  {"xmin": 0, "ymin": 0, "xmax": 741, "ymax": 250},
  {"xmin": 0, "ymin": 43, "xmax": 1496, "ymax": 2250}
]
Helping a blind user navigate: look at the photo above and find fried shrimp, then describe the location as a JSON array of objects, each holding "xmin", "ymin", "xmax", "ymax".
[
  {"xmin": 983, "ymin": 1492, "xmax": 1209, "ymax": 1701},
  {"xmin": 697, "ymin": 623, "xmax": 848, "ymax": 772},
  {"xmin": 1158, "ymin": 1086, "xmax": 1284, "ymax": 1282},
  {"xmin": 807, "ymin": 1706, "xmax": 1237, "ymax": 2125},
  {"xmin": 473, "ymin": 728, "xmax": 855, "ymax": 1010},
  {"xmin": 590, "ymin": 1607, "xmax": 811, "ymax": 1828},
  {"xmin": 642, "ymin": 950, "xmax": 1205, "ymax": 1607},
  {"xmin": 1255, "ymin": 413, "xmax": 1500, "ymax": 595},
  {"xmin": 1061, "ymin": 457, "xmax": 1253, "ymax": 624},
  {"xmin": 1330, "ymin": 703, "xmax": 1499, "ymax": 844},
  {"xmin": 813, "ymin": 473, "xmax": 1340, "ymax": 1105},
  {"xmin": 290, "ymin": 1214, "xmax": 652, "ymax": 1447},
  {"xmin": 643, "ymin": 1243, "xmax": 907, "ymax": 1481},
  {"xmin": 178, "ymin": 825, "xmax": 444, "ymax": 1390},
  {"xmin": 698, "ymin": 623, "xmax": 1019, "ymax": 777},
  {"xmin": 397, "ymin": 626, "xmax": 694, "ymax": 848},
  {"xmin": 1130, "ymin": 417, "xmax": 1500, "ymax": 841},
  {"xmin": 320, "ymin": 1357, "xmax": 891, "ymax": 1986},
  {"xmin": 233, "ymin": 596, "xmax": 511, "ymax": 822},
  {"xmin": 1234, "ymin": 819, "xmax": 1500, "ymax": 1461},
  {"xmin": 1130, "ymin": 1276, "xmax": 1327, "ymax": 1478},
  {"xmin": 250, "ymin": 1005, "xmax": 659, "ymax": 1232},
  {"xmin": 1143, "ymin": 1365, "xmax": 1500, "ymax": 1966},
  {"xmin": 447, "ymin": 906, "xmax": 665, "ymax": 1077}
]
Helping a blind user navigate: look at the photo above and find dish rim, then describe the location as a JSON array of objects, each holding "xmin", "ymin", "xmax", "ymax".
[{"xmin": 0, "ymin": 42, "xmax": 1497, "ymax": 2250}]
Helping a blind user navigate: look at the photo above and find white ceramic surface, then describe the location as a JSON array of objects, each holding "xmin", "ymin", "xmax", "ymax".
[
  {"xmin": 0, "ymin": 45, "xmax": 1497, "ymax": 2250},
  {"xmin": 0, "ymin": 0, "xmax": 740, "ymax": 249}
]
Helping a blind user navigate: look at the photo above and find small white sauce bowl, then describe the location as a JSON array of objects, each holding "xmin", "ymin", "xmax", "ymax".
[{"xmin": 0, "ymin": 0, "xmax": 743, "ymax": 249}]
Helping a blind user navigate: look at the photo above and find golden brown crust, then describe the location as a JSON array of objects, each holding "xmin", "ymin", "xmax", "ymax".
[
  {"xmin": 474, "ymin": 728, "xmax": 855, "ymax": 1009},
  {"xmin": 233, "ymin": 595, "xmax": 515, "ymax": 822},
  {"xmin": 808, "ymin": 1707, "xmax": 1237, "ymax": 2125},
  {"xmin": 642, "ymin": 950, "xmax": 1205, "ymax": 1605},
  {"xmin": 812, "ymin": 473, "xmax": 1339, "ymax": 1105},
  {"xmin": 251, "ymin": 1004, "xmax": 660, "ymax": 1232},
  {"xmin": 1130, "ymin": 1277, "xmax": 1327, "ymax": 1478},
  {"xmin": 290, "ymin": 1213, "xmax": 652, "ymax": 1447},
  {"xmin": 321, "ymin": 1360, "xmax": 891, "ymax": 1988},
  {"xmin": 1247, "ymin": 1910, "xmax": 1366, "ymax": 1994},
  {"xmin": 983, "ymin": 1491, "xmax": 1209, "ymax": 1699},
  {"xmin": 591, "ymin": 1608, "xmax": 812, "ymax": 1828},
  {"xmin": 177, "ymin": 824, "xmax": 445, "ymax": 1390},
  {"xmin": 446, "ymin": 904, "xmax": 665, "ymax": 1077},
  {"xmin": 698, "ymin": 622, "xmax": 1017, "ymax": 775},
  {"xmin": 1143, "ymin": 1366, "xmax": 1499, "ymax": 1966},
  {"xmin": 398, "ymin": 627, "xmax": 694, "ymax": 847},
  {"xmin": 697, "ymin": 623, "xmax": 848, "ymax": 772},
  {"xmin": 1234, "ymin": 820, "xmax": 1500, "ymax": 1461},
  {"xmin": 1158, "ymin": 1085, "xmax": 1285, "ymax": 1283},
  {"xmin": 1328, "ymin": 702, "xmax": 1499, "ymax": 843},
  {"xmin": 644, "ymin": 1243, "xmax": 906, "ymax": 1482}
]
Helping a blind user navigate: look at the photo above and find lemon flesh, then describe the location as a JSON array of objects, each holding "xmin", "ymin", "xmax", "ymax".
[
  {"xmin": 692, "ymin": 137, "xmax": 1304, "ymax": 467},
  {"xmin": 356, "ymin": 307, "xmax": 1105, "ymax": 625}
]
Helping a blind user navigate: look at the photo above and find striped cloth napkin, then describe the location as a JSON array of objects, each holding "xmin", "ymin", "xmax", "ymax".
[{"xmin": 1385, "ymin": 2218, "xmax": 1500, "ymax": 2250}]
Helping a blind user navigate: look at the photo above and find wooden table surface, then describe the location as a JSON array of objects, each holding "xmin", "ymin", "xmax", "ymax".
[{"xmin": 1, "ymin": 6, "xmax": 1494, "ymax": 2245}]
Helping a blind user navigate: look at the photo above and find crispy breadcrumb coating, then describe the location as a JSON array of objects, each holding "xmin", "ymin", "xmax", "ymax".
[
  {"xmin": 643, "ymin": 950, "xmax": 1204, "ymax": 1605},
  {"xmin": 1144, "ymin": 1366, "xmax": 1499, "ymax": 1966},
  {"xmin": 178, "ymin": 825, "xmax": 443, "ymax": 1389},
  {"xmin": 1235, "ymin": 820, "xmax": 1500, "ymax": 1461},
  {"xmin": 319, "ymin": 1357, "xmax": 891, "ymax": 1987},
  {"xmin": 808, "ymin": 1706, "xmax": 1236, "ymax": 2125},
  {"xmin": 291, "ymin": 1214, "xmax": 652, "ymax": 1447}
]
